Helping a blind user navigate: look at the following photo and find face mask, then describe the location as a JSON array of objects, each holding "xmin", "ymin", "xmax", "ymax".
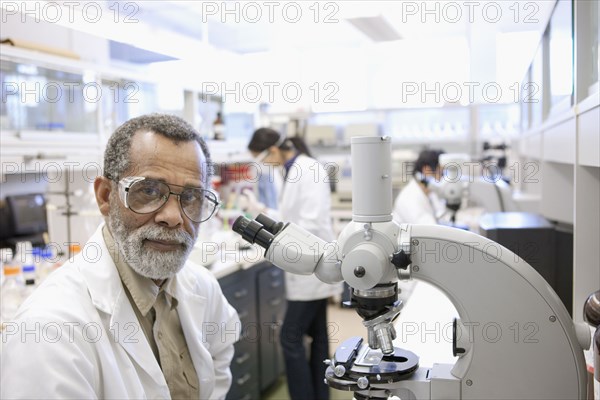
[{"xmin": 254, "ymin": 149, "xmax": 269, "ymax": 164}]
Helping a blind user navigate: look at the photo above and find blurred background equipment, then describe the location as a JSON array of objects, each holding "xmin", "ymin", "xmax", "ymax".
[{"xmin": 1, "ymin": 193, "xmax": 48, "ymax": 252}]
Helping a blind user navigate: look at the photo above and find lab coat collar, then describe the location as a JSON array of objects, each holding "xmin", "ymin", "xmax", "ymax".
[
  {"xmin": 79, "ymin": 223, "xmax": 124, "ymax": 315},
  {"xmin": 78, "ymin": 224, "xmax": 169, "ymax": 393}
]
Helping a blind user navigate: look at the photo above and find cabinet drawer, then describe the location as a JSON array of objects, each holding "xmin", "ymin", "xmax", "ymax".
[
  {"xmin": 231, "ymin": 337, "xmax": 258, "ymax": 375},
  {"xmin": 222, "ymin": 280, "xmax": 255, "ymax": 310},
  {"xmin": 231, "ymin": 347, "xmax": 255, "ymax": 374},
  {"xmin": 221, "ymin": 270, "xmax": 257, "ymax": 313},
  {"xmin": 235, "ymin": 306, "xmax": 255, "ymax": 325},
  {"xmin": 259, "ymin": 293, "xmax": 286, "ymax": 323},
  {"xmin": 257, "ymin": 267, "xmax": 285, "ymax": 297},
  {"xmin": 266, "ymin": 266, "xmax": 284, "ymax": 281},
  {"xmin": 226, "ymin": 389, "xmax": 260, "ymax": 400},
  {"xmin": 226, "ymin": 369, "xmax": 260, "ymax": 400}
]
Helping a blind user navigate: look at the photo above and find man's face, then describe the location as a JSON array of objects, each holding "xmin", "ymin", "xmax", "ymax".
[{"xmin": 107, "ymin": 131, "xmax": 207, "ymax": 280}]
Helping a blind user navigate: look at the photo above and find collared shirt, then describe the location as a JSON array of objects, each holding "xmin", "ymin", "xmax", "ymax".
[
  {"xmin": 283, "ymin": 152, "xmax": 300, "ymax": 179},
  {"xmin": 102, "ymin": 226, "xmax": 200, "ymax": 399}
]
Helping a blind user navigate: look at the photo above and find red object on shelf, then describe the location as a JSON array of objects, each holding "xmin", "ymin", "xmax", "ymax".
[{"xmin": 221, "ymin": 164, "xmax": 252, "ymax": 185}]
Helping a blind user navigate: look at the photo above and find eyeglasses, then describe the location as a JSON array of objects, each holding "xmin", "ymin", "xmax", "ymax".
[{"xmin": 117, "ymin": 176, "xmax": 220, "ymax": 223}]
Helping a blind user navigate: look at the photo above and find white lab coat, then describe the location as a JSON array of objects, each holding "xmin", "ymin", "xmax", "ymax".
[
  {"xmin": 1, "ymin": 225, "xmax": 240, "ymax": 400},
  {"xmin": 277, "ymin": 154, "xmax": 342, "ymax": 301},
  {"xmin": 393, "ymin": 178, "xmax": 445, "ymax": 225}
]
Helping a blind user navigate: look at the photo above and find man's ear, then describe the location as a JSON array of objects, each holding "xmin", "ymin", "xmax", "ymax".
[{"xmin": 94, "ymin": 176, "xmax": 113, "ymax": 216}]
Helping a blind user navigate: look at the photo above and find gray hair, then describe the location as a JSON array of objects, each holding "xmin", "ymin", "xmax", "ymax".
[{"xmin": 103, "ymin": 114, "xmax": 213, "ymax": 185}]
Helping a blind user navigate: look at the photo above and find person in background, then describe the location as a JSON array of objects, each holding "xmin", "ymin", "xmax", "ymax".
[
  {"xmin": 241, "ymin": 127, "xmax": 341, "ymax": 400},
  {"xmin": 251, "ymin": 129, "xmax": 282, "ymax": 210},
  {"xmin": 393, "ymin": 149, "xmax": 446, "ymax": 225},
  {"xmin": 213, "ymin": 111, "xmax": 226, "ymax": 140},
  {"xmin": 1, "ymin": 114, "xmax": 240, "ymax": 399}
]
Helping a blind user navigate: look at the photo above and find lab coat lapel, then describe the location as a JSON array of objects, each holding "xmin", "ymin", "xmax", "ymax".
[
  {"xmin": 109, "ymin": 289, "xmax": 168, "ymax": 390},
  {"xmin": 175, "ymin": 275, "xmax": 215, "ymax": 399},
  {"xmin": 80, "ymin": 225, "xmax": 168, "ymax": 392}
]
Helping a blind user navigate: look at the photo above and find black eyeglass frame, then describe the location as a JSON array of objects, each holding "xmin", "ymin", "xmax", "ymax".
[{"xmin": 116, "ymin": 176, "xmax": 220, "ymax": 223}]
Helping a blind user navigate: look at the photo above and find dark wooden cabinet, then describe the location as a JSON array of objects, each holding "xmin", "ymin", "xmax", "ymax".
[
  {"xmin": 220, "ymin": 267, "xmax": 260, "ymax": 400},
  {"xmin": 219, "ymin": 262, "xmax": 287, "ymax": 399},
  {"xmin": 256, "ymin": 264, "xmax": 286, "ymax": 391}
]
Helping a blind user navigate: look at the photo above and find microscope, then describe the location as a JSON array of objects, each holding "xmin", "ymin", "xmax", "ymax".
[
  {"xmin": 232, "ymin": 137, "xmax": 589, "ymax": 399},
  {"xmin": 420, "ymin": 153, "xmax": 518, "ymax": 227}
]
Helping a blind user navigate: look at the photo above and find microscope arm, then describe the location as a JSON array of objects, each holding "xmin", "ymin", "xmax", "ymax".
[{"xmin": 367, "ymin": 223, "xmax": 588, "ymax": 400}]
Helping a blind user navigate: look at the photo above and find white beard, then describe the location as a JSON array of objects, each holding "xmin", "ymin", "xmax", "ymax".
[{"xmin": 108, "ymin": 203, "xmax": 196, "ymax": 280}]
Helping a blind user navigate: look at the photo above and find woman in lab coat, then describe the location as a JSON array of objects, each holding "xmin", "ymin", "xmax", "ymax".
[
  {"xmin": 243, "ymin": 128, "xmax": 341, "ymax": 400},
  {"xmin": 393, "ymin": 149, "xmax": 446, "ymax": 225}
]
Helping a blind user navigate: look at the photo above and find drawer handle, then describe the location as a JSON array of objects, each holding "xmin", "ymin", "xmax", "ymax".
[
  {"xmin": 270, "ymin": 281, "xmax": 281, "ymax": 288},
  {"xmin": 237, "ymin": 310, "xmax": 249, "ymax": 320},
  {"xmin": 269, "ymin": 297, "xmax": 282, "ymax": 307},
  {"xmin": 270, "ymin": 270, "xmax": 281, "ymax": 277},
  {"xmin": 237, "ymin": 373, "xmax": 251, "ymax": 386},
  {"xmin": 235, "ymin": 352, "xmax": 250, "ymax": 365},
  {"xmin": 234, "ymin": 289, "xmax": 248, "ymax": 298}
]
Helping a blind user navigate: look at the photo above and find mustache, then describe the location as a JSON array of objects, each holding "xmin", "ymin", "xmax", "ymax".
[{"xmin": 136, "ymin": 225, "xmax": 195, "ymax": 249}]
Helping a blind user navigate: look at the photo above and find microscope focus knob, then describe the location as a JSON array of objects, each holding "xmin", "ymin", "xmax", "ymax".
[
  {"xmin": 357, "ymin": 376, "xmax": 369, "ymax": 389},
  {"xmin": 391, "ymin": 250, "xmax": 411, "ymax": 270},
  {"xmin": 584, "ymin": 290, "xmax": 600, "ymax": 327},
  {"xmin": 333, "ymin": 365, "xmax": 346, "ymax": 377}
]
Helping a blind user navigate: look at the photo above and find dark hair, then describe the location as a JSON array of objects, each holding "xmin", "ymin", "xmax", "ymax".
[
  {"xmin": 413, "ymin": 149, "xmax": 444, "ymax": 176},
  {"xmin": 248, "ymin": 128, "xmax": 314, "ymax": 157},
  {"xmin": 287, "ymin": 137, "xmax": 312, "ymax": 157},
  {"xmin": 248, "ymin": 128, "xmax": 286, "ymax": 152},
  {"xmin": 103, "ymin": 113, "xmax": 212, "ymax": 184}
]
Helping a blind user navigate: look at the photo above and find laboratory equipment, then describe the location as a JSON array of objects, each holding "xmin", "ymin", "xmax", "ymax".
[
  {"xmin": 22, "ymin": 264, "xmax": 36, "ymax": 299},
  {"xmin": 232, "ymin": 136, "xmax": 589, "ymax": 399},
  {"xmin": 416, "ymin": 173, "xmax": 466, "ymax": 226},
  {"xmin": 213, "ymin": 112, "xmax": 226, "ymax": 140},
  {"xmin": 419, "ymin": 152, "xmax": 519, "ymax": 226},
  {"xmin": 1, "ymin": 264, "xmax": 24, "ymax": 323},
  {"xmin": 467, "ymin": 177, "xmax": 517, "ymax": 213},
  {"xmin": 4, "ymin": 194, "xmax": 48, "ymax": 249},
  {"xmin": 481, "ymin": 140, "xmax": 509, "ymax": 183}
]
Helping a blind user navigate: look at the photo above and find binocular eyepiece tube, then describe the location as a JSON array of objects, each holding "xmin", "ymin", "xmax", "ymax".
[{"xmin": 232, "ymin": 214, "xmax": 285, "ymax": 250}]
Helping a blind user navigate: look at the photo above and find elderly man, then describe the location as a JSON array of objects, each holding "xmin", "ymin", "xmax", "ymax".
[{"xmin": 1, "ymin": 114, "xmax": 240, "ymax": 399}]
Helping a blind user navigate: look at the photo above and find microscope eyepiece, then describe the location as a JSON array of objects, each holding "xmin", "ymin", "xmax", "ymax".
[
  {"xmin": 255, "ymin": 214, "xmax": 286, "ymax": 235},
  {"xmin": 232, "ymin": 215, "xmax": 275, "ymax": 250}
]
